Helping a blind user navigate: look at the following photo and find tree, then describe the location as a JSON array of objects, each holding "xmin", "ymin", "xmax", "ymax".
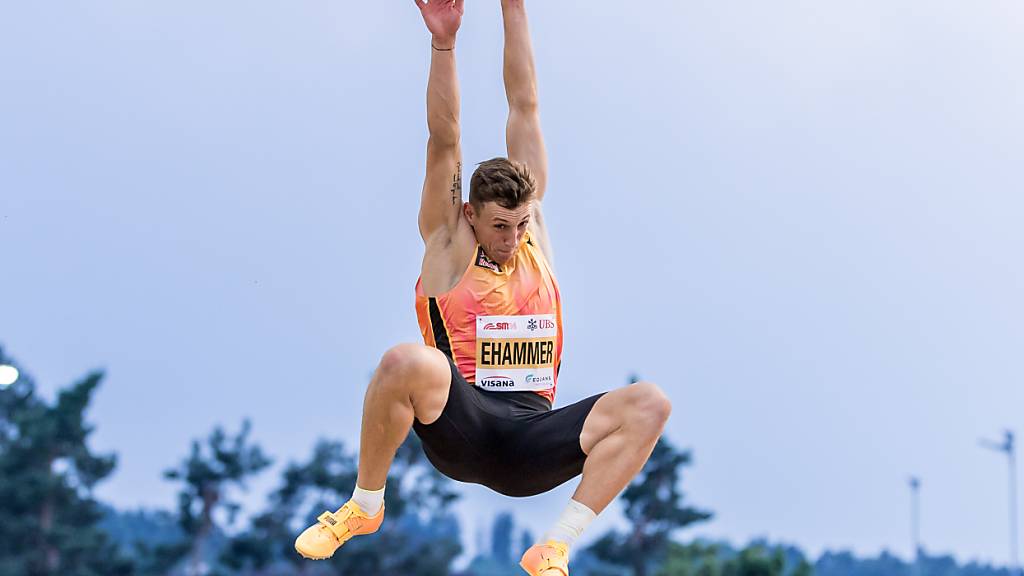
[
  {"xmin": 464, "ymin": 512, "xmax": 523, "ymax": 576},
  {"xmin": 491, "ymin": 512, "xmax": 515, "ymax": 564},
  {"xmin": 219, "ymin": 438, "xmax": 355, "ymax": 575},
  {"xmin": 0, "ymin": 347, "xmax": 132, "ymax": 576},
  {"xmin": 724, "ymin": 545, "xmax": 787, "ymax": 576},
  {"xmin": 815, "ymin": 550, "xmax": 908, "ymax": 576},
  {"xmin": 163, "ymin": 420, "xmax": 272, "ymax": 575},
  {"xmin": 587, "ymin": 436, "xmax": 713, "ymax": 576},
  {"xmin": 658, "ymin": 541, "xmax": 725, "ymax": 576},
  {"xmin": 658, "ymin": 541, "xmax": 812, "ymax": 576},
  {"xmin": 520, "ymin": 528, "xmax": 535, "ymax": 554},
  {"xmin": 223, "ymin": 432, "xmax": 462, "ymax": 576}
]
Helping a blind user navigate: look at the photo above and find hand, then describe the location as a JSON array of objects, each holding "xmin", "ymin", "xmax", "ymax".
[{"xmin": 414, "ymin": 0, "xmax": 464, "ymax": 46}]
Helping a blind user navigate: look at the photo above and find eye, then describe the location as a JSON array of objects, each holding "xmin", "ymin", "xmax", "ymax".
[
  {"xmin": 495, "ymin": 224, "xmax": 507, "ymax": 230},
  {"xmin": 518, "ymin": 221, "xmax": 529, "ymax": 229}
]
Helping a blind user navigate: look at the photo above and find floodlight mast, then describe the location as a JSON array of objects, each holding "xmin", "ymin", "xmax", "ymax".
[
  {"xmin": 909, "ymin": 476, "xmax": 921, "ymax": 574},
  {"xmin": 980, "ymin": 430, "xmax": 1019, "ymax": 576}
]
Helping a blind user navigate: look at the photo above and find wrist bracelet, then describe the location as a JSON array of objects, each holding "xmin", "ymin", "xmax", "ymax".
[{"xmin": 432, "ymin": 43, "xmax": 454, "ymax": 52}]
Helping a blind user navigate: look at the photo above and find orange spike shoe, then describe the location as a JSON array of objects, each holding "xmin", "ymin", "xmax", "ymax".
[
  {"xmin": 294, "ymin": 500, "xmax": 385, "ymax": 560},
  {"xmin": 519, "ymin": 540, "xmax": 570, "ymax": 576}
]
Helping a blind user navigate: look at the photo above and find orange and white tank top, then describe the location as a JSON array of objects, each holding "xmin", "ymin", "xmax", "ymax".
[{"xmin": 415, "ymin": 232, "xmax": 563, "ymax": 404}]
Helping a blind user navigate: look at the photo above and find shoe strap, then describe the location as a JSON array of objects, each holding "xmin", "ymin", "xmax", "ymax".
[
  {"xmin": 537, "ymin": 542, "xmax": 569, "ymax": 576},
  {"xmin": 317, "ymin": 506, "xmax": 355, "ymax": 541}
]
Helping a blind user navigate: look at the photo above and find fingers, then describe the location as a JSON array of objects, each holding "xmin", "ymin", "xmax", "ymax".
[{"xmin": 414, "ymin": 0, "xmax": 458, "ymax": 9}]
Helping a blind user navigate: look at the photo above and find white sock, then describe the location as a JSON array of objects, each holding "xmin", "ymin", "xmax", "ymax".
[
  {"xmin": 351, "ymin": 484, "xmax": 385, "ymax": 516},
  {"xmin": 542, "ymin": 499, "xmax": 596, "ymax": 549}
]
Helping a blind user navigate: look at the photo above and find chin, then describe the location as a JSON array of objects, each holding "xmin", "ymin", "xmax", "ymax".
[{"xmin": 494, "ymin": 250, "xmax": 515, "ymax": 264}]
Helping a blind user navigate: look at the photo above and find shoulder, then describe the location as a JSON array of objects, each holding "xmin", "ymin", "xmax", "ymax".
[{"xmin": 420, "ymin": 212, "xmax": 477, "ymax": 297}]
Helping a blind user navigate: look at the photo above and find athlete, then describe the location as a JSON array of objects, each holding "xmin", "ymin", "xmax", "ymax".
[{"xmin": 295, "ymin": 1, "xmax": 672, "ymax": 574}]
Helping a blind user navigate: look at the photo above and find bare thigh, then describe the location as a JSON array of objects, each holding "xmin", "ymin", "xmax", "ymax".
[
  {"xmin": 376, "ymin": 343, "xmax": 453, "ymax": 426},
  {"xmin": 577, "ymin": 390, "xmax": 623, "ymax": 455},
  {"xmin": 578, "ymin": 381, "xmax": 669, "ymax": 455}
]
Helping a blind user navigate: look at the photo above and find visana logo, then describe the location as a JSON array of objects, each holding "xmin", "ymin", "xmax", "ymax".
[{"xmin": 479, "ymin": 376, "xmax": 515, "ymax": 388}]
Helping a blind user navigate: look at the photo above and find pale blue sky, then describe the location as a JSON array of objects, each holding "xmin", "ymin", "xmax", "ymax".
[{"xmin": 2, "ymin": 0, "xmax": 1022, "ymax": 567}]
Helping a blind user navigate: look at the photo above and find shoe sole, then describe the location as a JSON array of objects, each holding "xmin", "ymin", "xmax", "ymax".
[
  {"xmin": 519, "ymin": 561, "xmax": 567, "ymax": 576},
  {"xmin": 296, "ymin": 546, "xmax": 335, "ymax": 561}
]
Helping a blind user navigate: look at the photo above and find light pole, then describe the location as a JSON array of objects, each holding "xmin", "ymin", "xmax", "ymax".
[
  {"xmin": 909, "ymin": 475, "xmax": 921, "ymax": 571},
  {"xmin": 980, "ymin": 430, "xmax": 1019, "ymax": 575}
]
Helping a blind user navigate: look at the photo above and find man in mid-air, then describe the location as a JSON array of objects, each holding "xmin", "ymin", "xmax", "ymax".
[{"xmin": 295, "ymin": 1, "xmax": 672, "ymax": 574}]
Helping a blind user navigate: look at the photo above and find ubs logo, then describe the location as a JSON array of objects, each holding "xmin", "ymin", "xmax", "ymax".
[
  {"xmin": 479, "ymin": 376, "xmax": 515, "ymax": 388},
  {"xmin": 527, "ymin": 319, "xmax": 556, "ymax": 331}
]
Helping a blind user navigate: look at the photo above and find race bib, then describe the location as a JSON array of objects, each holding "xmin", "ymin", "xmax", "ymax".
[{"xmin": 475, "ymin": 314, "xmax": 557, "ymax": 392}]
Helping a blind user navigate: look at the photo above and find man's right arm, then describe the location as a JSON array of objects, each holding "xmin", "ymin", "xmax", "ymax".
[{"xmin": 418, "ymin": 35, "xmax": 463, "ymax": 243}]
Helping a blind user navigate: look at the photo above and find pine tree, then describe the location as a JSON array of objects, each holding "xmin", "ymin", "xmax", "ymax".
[
  {"xmin": 520, "ymin": 529, "xmax": 535, "ymax": 556},
  {"xmin": 163, "ymin": 419, "xmax": 272, "ymax": 575},
  {"xmin": 0, "ymin": 347, "xmax": 132, "ymax": 576},
  {"xmin": 587, "ymin": 436, "xmax": 713, "ymax": 576},
  {"xmin": 491, "ymin": 512, "xmax": 515, "ymax": 564},
  {"xmin": 223, "ymin": 432, "xmax": 462, "ymax": 575}
]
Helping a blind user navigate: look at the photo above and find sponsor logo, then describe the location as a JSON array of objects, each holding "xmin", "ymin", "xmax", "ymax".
[
  {"xmin": 479, "ymin": 376, "xmax": 515, "ymax": 388},
  {"xmin": 525, "ymin": 374, "xmax": 553, "ymax": 385},
  {"xmin": 482, "ymin": 321, "xmax": 517, "ymax": 331},
  {"xmin": 475, "ymin": 248, "xmax": 501, "ymax": 273},
  {"xmin": 527, "ymin": 319, "xmax": 556, "ymax": 331}
]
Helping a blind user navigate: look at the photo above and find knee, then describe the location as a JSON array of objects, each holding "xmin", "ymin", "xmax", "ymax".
[
  {"xmin": 628, "ymin": 381, "xmax": 672, "ymax": 429},
  {"xmin": 374, "ymin": 344, "xmax": 449, "ymax": 396},
  {"xmin": 375, "ymin": 344, "xmax": 432, "ymax": 386}
]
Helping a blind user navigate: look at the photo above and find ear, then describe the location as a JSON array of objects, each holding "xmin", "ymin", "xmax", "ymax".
[{"xmin": 463, "ymin": 202, "xmax": 475, "ymax": 225}]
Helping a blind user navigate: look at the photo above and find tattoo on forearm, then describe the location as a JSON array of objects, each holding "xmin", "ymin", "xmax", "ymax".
[{"xmin": 451, "ymin": 162, "xmax": 463, "ymax": 205}]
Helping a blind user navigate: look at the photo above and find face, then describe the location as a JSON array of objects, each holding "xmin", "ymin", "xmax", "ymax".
[{"xmin": 464, "ymin": 201, "xmax": 533, "ymax": 265}]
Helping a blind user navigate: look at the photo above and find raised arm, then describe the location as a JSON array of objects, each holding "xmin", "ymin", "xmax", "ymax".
[
  {"xmin": 415, "ymin": 0, "xmax": 465, "ymax": 243},
  {"xmin": 502, "ymin": 0, "xmax": 548, "ymax": 202}
]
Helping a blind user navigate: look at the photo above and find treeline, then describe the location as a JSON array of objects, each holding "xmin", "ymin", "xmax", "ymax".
[
  {"xmin": 466, "ymin": 510, "xmax": 1015, "ymax": 576},
  {"xmin": 0, "ymin": 347, "xmax": 1014, "ymax": 576},
  {"xmin": 0, "ymin": 347, "xmax": 460, "ymax": 576}
]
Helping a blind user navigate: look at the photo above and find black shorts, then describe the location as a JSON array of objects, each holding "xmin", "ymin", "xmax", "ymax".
[{"xmin": 412, "ymin": 358, "xmax": 606, "ymax": 497}]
